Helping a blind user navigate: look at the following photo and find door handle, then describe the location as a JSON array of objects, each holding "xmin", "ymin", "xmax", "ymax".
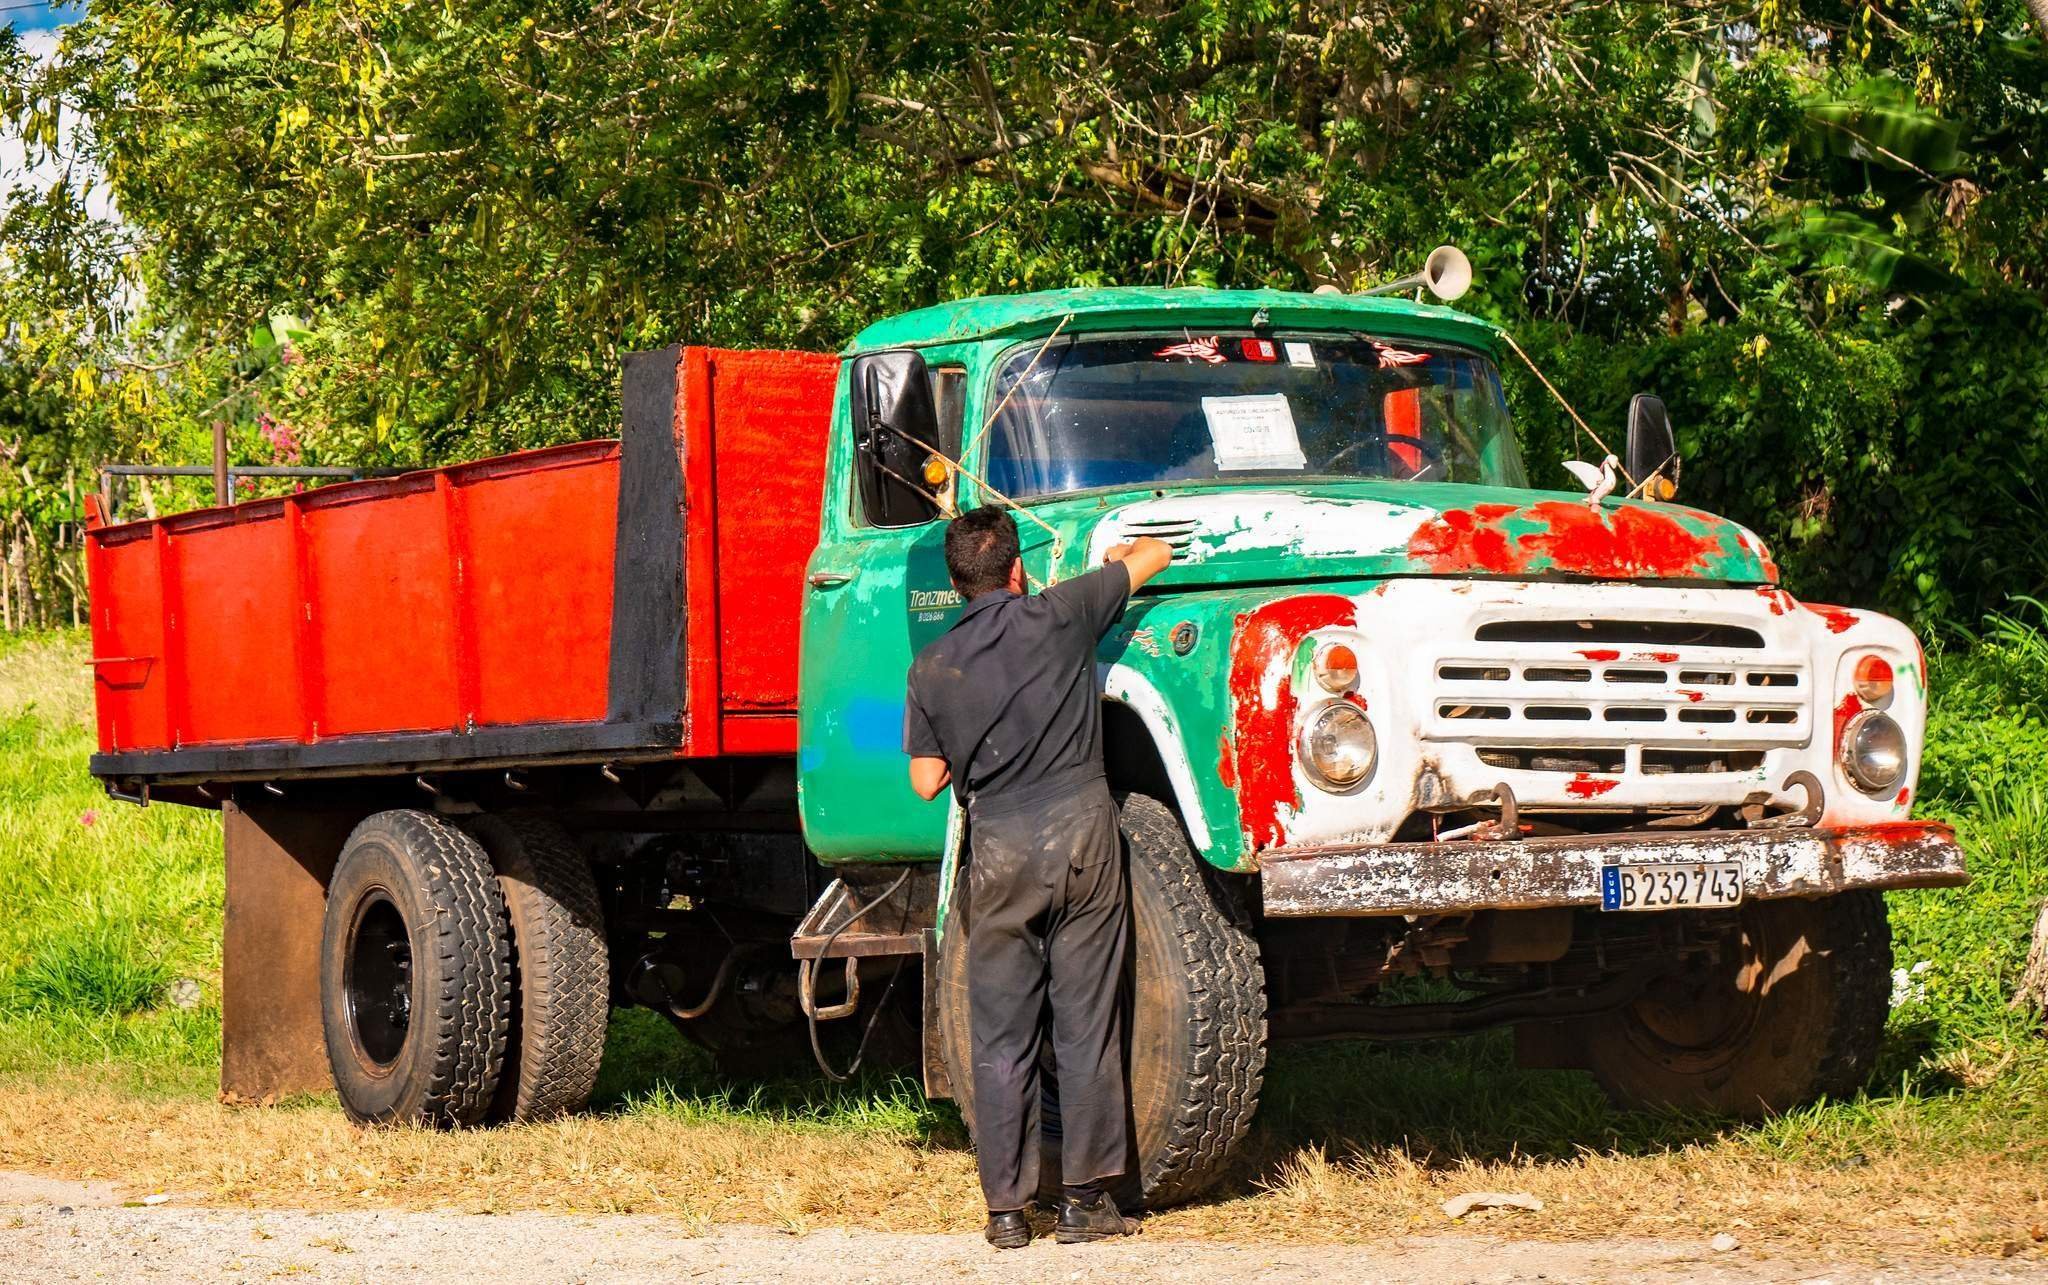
[{"xmin": 808, "ymin": 570, "xmax": 857, "ymax": 589}]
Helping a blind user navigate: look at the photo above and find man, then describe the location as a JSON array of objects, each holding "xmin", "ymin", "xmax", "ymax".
[{"xmin": 904, "ymin": 507, "xmax": 1173, "ymax": 1250}]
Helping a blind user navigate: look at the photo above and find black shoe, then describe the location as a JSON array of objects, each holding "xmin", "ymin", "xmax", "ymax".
[
  {"xmin": 984, "ymin": 1209, "xmax": 1031, "ymax": 1249},
  {"xmin": 1054, "ymin": 1192, "xmax": 1139, "ymax": 1243}
]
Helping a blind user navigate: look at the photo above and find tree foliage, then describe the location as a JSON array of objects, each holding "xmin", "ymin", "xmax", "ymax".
[{"xmin": 1, "ymin": 0, "xmax": 2044, "ymax": 628}]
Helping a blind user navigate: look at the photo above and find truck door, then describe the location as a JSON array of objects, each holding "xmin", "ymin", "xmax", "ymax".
[{"xmin": 797, "ymin": 350, "xmax": 964, "ymax": 862}]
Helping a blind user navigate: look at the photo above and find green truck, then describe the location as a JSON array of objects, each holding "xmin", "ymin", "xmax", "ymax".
[{"xmin": 88, "ymin": 257, "xmax": 1967, "ymax": 1207}]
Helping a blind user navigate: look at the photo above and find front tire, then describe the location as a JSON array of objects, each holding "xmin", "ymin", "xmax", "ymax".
[
  {"xmin": 1580, "ymin": 891, "xmax": 1891, "ymax": 1117},
  {"xmin": 937, "ymin": 793, "xmax": 1267, "ymax": 1209},
  {"xmin": 319, "ymin": 809, "xmax": 512, "ymax": 1127}
]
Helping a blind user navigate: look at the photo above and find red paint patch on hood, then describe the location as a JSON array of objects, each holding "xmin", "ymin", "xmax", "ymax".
[
  {"xmin": 1215, "ymin": 733, "xmax": 1237, "ymax": 790},
  {"xmin": 1576, "ymin": 649, "xmax": 1620, "ymax": 663},
  {"xmin": 1756, "ymin": 586, "xmax": 1794, "ymax": 616},
  {"xmin": 1678, "ymin": 689, "xmax": 1706, "ymax": 703},
  {"xmin": 1566, "ymin": 774, "xmax": 1620, "ymax": 798},
  {"xmin": 1895, "ymin": 786, "xmax": 1911, "ymax": 809},
  {"xmin": 1228, "ymin": 595, "xmax": 1358, "ymax": 852},
  {"xmin": 1407, "ymin": 501, "xmax": 1724, "ymax": 581},
  {"xmin": 1405, "ymin": 508, "xmax": 1520, "ymax": 575},
  {"xmin": 1802, "ymin": 602, "xmax": 1860, "ymax": 634},
  {"xmin": 1637, "ymin": 651, "xmax": 1679, "ymax": 664}
]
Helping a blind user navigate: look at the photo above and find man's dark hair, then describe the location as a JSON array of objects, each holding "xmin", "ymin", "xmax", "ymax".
[{"xmin": 945, "ymin": 507, "xmax": 1022, "ymax": 599}]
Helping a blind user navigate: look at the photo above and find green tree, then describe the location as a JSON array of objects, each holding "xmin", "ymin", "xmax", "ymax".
[{"xmin": 1, "ymin": 1, "xmax": 2044, "ymax": 627}]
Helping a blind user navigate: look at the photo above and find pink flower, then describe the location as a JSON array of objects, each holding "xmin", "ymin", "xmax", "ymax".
[
  {"xmin": 79, "ymin": 809, "xmax": 98, "ymax": 827},
  {"xmin": 257, "ymin": 413, "xmax": 302, "ymax": 464},
  {"xmin": 236, "ymin": 476, "xmax": 256, "ymax": 495}
]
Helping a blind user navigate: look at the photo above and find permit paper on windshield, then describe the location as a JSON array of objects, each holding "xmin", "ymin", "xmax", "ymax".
[{"xmin": 1203, "ymin": 394, "xmax": 1306, "ymax": 472}]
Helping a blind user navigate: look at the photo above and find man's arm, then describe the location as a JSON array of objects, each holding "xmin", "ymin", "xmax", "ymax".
[
  {"xmin": 1041, "ymin": 535, "xmax": 1174, "ymax": 641},
  {"xmin": 903, "ymin": 678, "xmax": 953, "ymax": 801},
  {"xmin": 1103, "ymin": 535, "xmax": 1174, "ymax": 591},
  {"xmin": 908, "ymin": 756, "xmax": 953, "ymax": 800}
]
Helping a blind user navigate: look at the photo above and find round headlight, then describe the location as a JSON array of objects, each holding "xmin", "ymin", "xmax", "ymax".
[
  {"xmin": 1841, "ymin": 710, "xmax": 1907, "ymax": 793},
  {"xmin": 1298, "ymin": 702, "xmax": 1376, "ymax": 791}
]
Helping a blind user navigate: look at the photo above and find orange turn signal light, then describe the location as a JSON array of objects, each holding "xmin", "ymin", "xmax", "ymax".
[
  {"xmin": 922, "ymin": 456, "xmax": 950, "ymax": 487},
  {"xmin": 1313, "ymin": 642, "xmax": 1359, "ymax": 692},
  {"xmin": 1852, "ymin": 654, "xmax": 1894, "ymax": 706}
]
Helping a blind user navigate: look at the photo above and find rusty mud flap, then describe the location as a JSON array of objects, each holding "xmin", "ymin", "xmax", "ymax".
[{"xmin": 1258, "ymin": 822, "xmax": 1968, "ymax": 918}]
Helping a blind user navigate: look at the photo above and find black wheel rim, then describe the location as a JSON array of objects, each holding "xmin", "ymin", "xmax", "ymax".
[
  {"xmin": 344, "ymin": 891, "xmax": 413, "ymax": 1069},
  {"xmin": 1622, "ymin": 910, "xmax": 1768, "ymax": 1073}
]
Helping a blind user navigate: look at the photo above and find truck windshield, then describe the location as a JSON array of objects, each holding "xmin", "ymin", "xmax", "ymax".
[{"xmin": 982, "ymin": 332, "xmax": 1529, "ymax": 500}]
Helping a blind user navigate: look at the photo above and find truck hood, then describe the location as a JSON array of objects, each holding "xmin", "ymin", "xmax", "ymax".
[{"xmin": 1080, "ymin": 484, "xmax": 1778, "ymax": 587}]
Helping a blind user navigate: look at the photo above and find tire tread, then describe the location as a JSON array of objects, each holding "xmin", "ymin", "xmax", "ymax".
[
  {"xmin": 1118, "ymin": 794, "xmax": 1267, "ymax": 1207},
  {"xmin": 470, "ymin": 815, "xmax": 609, "ymax": 1123}
]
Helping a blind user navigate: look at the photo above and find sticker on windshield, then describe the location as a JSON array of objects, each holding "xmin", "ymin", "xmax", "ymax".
[
  {"xmin": 1155, "ymin": 336, "xmax": 1226, "ymax": 365},
  {"xmin": 1284, "ymin": 341, "xmax": 1315, "ymax": 368},
  {"xmin": 1202, "ymin": 395, "xmax": 1307, "ymax": 472},
  {"xmin": 1374, "ymin": 341, "xmax": 1432, "ymax": 367}
]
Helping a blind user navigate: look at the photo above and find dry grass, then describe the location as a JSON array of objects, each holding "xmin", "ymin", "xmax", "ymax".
[
  {"xmin": 0, "ymin": 629, "xmax": 91, "ymax": 731},
  {"xmin": 2, "ymin": 1071, "xmax": 2044, "ymax": 1260},
  {"xmin": 0, "ymin": 1073, "xmax": 982, "ymax": 1232}
]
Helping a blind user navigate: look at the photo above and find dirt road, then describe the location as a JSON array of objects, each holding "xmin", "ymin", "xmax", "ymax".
[{"xmin": 3, "ymin": 1171, "xmax": 2041, "ymax": 1283}]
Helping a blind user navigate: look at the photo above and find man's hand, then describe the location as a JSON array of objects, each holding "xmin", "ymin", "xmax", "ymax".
[
  {"xmin": 1103, "ymin": 535, "xmax": 1174, "ymax": 591},
  {"xmin": 908, "ymin": 755, "xmax": 952, "ymax": 801}
]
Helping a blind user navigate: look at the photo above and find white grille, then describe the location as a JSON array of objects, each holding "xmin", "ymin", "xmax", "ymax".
[{"xmin": 1427, "ymin": 620, "xmax": 1810, "ymax": 776}]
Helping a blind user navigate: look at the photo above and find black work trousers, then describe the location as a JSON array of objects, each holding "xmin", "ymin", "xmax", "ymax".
[{"xmin": 964, "ymin": 784, "xmax": 1130, "ymax": 1213}]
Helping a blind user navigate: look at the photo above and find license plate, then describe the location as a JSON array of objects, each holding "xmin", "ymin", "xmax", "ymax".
[{"xmin": 1600, "ymin": 861, "xmax": 1744, "ymax": 912}]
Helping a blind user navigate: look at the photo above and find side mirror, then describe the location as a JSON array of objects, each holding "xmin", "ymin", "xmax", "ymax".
[
  {"xmin": 849, "ymin": 349, "xmax": 947, "ymax": 528},
  {"xmin": 1626, "ymin": 394, "xmax": 1679, "ymax": 500}
]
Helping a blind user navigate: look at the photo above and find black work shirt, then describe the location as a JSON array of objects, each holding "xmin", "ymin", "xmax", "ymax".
[{"xmin": 903, "ymin": 563, "xmax": 1133, "ymax": 819}]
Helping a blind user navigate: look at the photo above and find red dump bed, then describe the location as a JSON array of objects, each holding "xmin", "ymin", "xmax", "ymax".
[{"xmin": 87, "ymin": 347, "xmax": 840, "ymax": 787}]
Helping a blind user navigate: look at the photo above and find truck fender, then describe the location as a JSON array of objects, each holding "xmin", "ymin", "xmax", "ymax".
[{"xmin": 1100, "ymin": 663, "xmax": 1214, "ymax": 855}]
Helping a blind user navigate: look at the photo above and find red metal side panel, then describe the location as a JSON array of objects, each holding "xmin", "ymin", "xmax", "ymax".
[
  {"xmin": 87, "ymin": 526, "xmax": 169, "ymax": 753},
  {"xmin": 709, "ymin": 349, "xmax": 840, "ymax": 728},
  {"xmin": 87, "ymin": 441, "xmax": 622, "ymax": 755},
  {"xmin": 678, "ymin": 348, "xmax": 721, "ymax": 756},
  {"xmin": 303, "ymin": 482, "xmax": 462, "ymax": 736},
  {"xmin": 458, "ymin": 450, "xmax": 619, "ymax": 728},
  {"xmin": 668, "ymin": 346, "xmax": 839, "ymax": 758},
  {"xmin": 177, "ymin": 509, "xmax": 304, "ymax": 744}
]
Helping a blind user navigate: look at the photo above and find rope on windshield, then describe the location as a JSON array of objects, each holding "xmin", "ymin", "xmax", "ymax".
[
  {"xmin": 1497, "ymin": 329, "xmax": 1639, "ymax": 496},
  {"xmin": 959, "ymin": 312, "xmax": 1072, "ymax": 465},
  {"xmin": 874, "ymin": 421, "xmax": 1061, "ymax": 589}
]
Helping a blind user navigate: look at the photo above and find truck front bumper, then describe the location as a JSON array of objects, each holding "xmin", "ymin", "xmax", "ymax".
[{"xmin": 1258, "ymin": 822, "xmax": 1967, "ymax": 918}]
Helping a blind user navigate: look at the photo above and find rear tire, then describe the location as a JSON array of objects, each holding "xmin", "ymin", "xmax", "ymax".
[
  {"xmin": 466, "ymin": 816, "xmax": 609, "ymax": 1123},
  {"xmin": 937, "ymin": 792, "xmax": 1266, "ymax": 1209},
  {"xmin": 319, "ymin": 809, "xmax": 512, "ymax": 1127},
  {"xmin": 1581, "ymin": 891, "xmax": 1891, "ymax": 1117}
]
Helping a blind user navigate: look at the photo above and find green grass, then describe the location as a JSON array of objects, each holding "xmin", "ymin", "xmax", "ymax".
[
  {"xmin": 1, "ymin": 619, "xmax": 2044, "ymax": 1171},
  {"xmin": 0, "ymin": 631, "xmax": 223, "ymax": 1079}
]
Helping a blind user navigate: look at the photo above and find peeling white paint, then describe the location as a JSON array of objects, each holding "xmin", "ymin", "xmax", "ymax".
[
  {"xmin": 1101, "ymin": 664, "xmax": 1214, "ymax": 854},
  {"xmin": 1088, "ymin": 491, "xmax": 1429, "ymax": 566}
]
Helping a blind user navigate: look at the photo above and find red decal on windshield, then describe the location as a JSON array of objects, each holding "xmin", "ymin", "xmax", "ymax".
[
  {"xmin": 1374, "ymin": 342, "xmax": 1431, "ymax": 367},
  {"xmin": 1156, "ymin": 337, "xmax": 1226, "ymax": 364}
]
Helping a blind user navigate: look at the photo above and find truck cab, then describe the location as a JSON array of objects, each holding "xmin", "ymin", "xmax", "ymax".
[
  {"xmin": 799, "ymin": 287, "xmax": 1929, "ymax": 863},
  {"xmin": 794, "ymin": 285, "xmax": 1964, "ymax": 1205}
]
